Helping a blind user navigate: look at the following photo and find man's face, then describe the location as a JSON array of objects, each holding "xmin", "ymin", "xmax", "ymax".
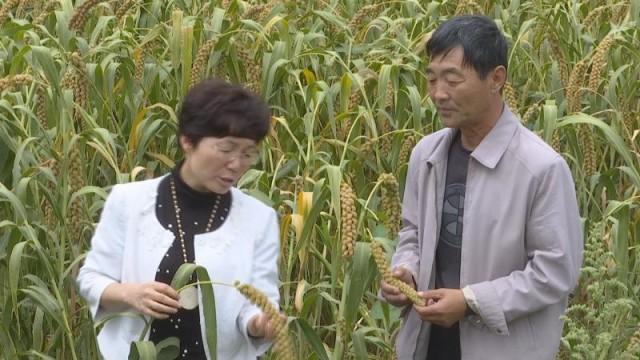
[{"xmin": 426, "ymin": 46, "xmax": 496, "ymax": 129}]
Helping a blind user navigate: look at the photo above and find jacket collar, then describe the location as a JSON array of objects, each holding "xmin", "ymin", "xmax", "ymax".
[
  {"xmin": 140, "ymin": 175, "xmax": 167, "ymax": 215},
  {"xmin": 426, "ymin": 104, "xmax": 518, "ymax": 169},
  {"xmin": 426, "ymin": 129, "xmax": 456, "ymax": 166},
  {"xmin": 471, "ymin": 105, "xmax": 518, "ymax": 169}
]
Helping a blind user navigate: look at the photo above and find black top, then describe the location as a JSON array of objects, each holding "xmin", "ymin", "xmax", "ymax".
[
  {"xmin": 148, "ymin": 166, "xmax": 231, "ymax": 359},
  {"xmin": 427, "ymin": 132, "xmax": 471, "ymax": 360}
]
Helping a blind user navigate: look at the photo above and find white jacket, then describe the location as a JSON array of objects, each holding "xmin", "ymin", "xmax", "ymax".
[{"xmin": 77, "ymin": 176, "xmax": 280, "ymax": 360}]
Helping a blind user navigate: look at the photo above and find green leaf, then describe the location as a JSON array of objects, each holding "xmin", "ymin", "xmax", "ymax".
[
  {"xmin": 609, "ymin": 203, "xmax": 630, "ymax": 284},
  {"xmin": 344, "ymin": 242, "xmax": 374, "ymax": 329},
  {"xmin": 30, "ymin": 46, "xmax": 60, "ymax": 87},
  {"xmin": 0, "ymin": 322, "xmax": 16, "ymax": 359},
  {"xmin": 0, "ymin": 183, "xmax": 28, "ymax": 222},
  {"xmin": 156, "ymin": 337, "xmax": 180, "ymax": 360},
  {"xmin": 324, "ymin": 165, "xmax": 342, "ymax": 218},
  {"xmin": 294, "ymin": 318, "xmax": 329, "ymax": 360},
  {"xmin": 21, "ymin": 285, "xmax": 64, "ymax": 329},
  {"xmin": 181, "ymin": 26, "xmax": 194, "ymax": 97},
  {"xmin": 292, "ymin": 187, "xmax": 329, "ymax": 259},
  {"xmin": 407, "ymin": 86, "xmax": 423, "ymax": 130},
  {"xmin": 32, "ymin": 307, "xmax": 45, "ymax": 352},
  {"xmin": 351, "ymin": 328, "xmax": 368, "ymax": 360},
  {"xmin": 169, "ymin": 263, "xmax": 217, "ymax": 360},
  {"xmin": 558, "ymin": 114, "xmax": 640, "ymax": 189},
  {"xmin": 128, "ymin": 341, "xmax": 157, "ymax": 360},
  {"xmin": 20, "ymin": 350, "xmax": 56, "ymax": 360},
  {"xmin": 542, "ymin": 100, "xmax": 558, "ymax": 142},
  {"xmin": 340, "ymin": 73, "xmax": 353, "ymax": 114},
  {"xmin": 210, "ymin": 8, "xmax": 225, "ymax": 33},
  {"xmin": 9, "ymin": 241, "xmax": 28, "ymax": 311},
  {"xmin": 170, "ymin": 10, "xmax": 183, "ymax": 70}
]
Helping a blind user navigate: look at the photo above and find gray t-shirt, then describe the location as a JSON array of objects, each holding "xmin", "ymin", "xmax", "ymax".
[{"xmin": 427, "ymin": 132, "xmax": 471, "ymax": 360}]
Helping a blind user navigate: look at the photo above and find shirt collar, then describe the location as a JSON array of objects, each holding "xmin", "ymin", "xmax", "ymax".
[
  {"xmin": 470, "ymin": 104, "xmax": 518, "ymax": 169},
  {"xmin": 426, "ymin": 104, "xmax": 518, "ymax": 169}
]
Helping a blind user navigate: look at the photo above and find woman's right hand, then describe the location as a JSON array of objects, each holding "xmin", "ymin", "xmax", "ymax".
[{"xmin": 102, "ymin": 282, "xmax": 180, "ymax": 319}]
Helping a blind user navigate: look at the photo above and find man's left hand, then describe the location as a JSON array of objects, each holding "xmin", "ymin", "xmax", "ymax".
[{"xmin": 413, "ymin": 288, "xmax": 467, "ymax": 327}]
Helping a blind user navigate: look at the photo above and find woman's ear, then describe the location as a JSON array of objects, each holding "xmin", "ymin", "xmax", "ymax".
[{"xmin": 179, "ymin": 135, "xmax": 194, "ymax": 154}]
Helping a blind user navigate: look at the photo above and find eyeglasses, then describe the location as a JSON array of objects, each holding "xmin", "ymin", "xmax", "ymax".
[{"xmin": 212, "ymin": 141, "xmax": 260, "ymax": 165}]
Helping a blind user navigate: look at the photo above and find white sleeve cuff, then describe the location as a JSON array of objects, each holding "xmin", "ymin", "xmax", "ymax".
[{"xmin": 462, "ymin": 286, "xmax": 480, "ymax": 315}]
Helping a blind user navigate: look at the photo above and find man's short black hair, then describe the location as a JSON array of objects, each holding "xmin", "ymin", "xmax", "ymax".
[
  {"xmin": 178, "ymin": 79, "xmax": 271, "ymax": 145},
  {"xmin": 425, "ymin": 15, "xmax": 508, "ymax": 79}
]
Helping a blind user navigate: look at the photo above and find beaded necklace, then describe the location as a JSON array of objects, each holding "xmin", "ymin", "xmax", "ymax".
[{"xmin": 169, "ymin": 176, "xmax": 221, "ymax": 263}]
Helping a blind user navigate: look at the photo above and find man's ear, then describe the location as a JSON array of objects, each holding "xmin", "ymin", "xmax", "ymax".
[
  {"xmin": 493, "ymin": 65, "xmax": 507, "ymax": 91},
  {"xmin": 492, "ymin": 65, "xmax": 507, "ymax": 94}
]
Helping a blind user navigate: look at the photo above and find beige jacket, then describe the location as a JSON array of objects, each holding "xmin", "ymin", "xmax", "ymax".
[{"xmin": 391, "ymin": 106, "xmax": 583, "ymax": 360}]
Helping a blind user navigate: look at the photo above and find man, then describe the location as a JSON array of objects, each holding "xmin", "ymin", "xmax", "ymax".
[{"xmin": 380, "ymin": 15, "xmax": 583, "ymax": 360}]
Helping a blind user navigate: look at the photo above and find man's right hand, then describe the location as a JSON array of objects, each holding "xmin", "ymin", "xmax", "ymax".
[{"xmin": 380, "ymin": 266, "xmax": 416, "ymax": 307}]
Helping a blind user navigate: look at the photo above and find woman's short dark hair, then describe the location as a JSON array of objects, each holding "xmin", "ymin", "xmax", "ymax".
[
  {"xmin": 178, "ymin": 79, "xmax": 271, "ymax": 146},
  {"xmin": 425, "ymin": 15, "xmax": 508, "ymax": 79}
]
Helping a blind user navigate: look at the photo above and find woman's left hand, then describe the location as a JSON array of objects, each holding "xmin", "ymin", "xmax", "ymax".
[{"xmin": 248, "ymin": 313, "xmax": 283, "ymax": 339}]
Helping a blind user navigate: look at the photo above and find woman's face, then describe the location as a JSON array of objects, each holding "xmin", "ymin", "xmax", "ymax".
[{"xmin": 180, "ymin": 135, "xmax": 258, "ymax": 193}]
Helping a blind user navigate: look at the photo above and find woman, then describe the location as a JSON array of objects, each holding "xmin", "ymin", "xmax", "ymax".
[{"xmin": 77, "ymin": 79, "xmax": 281, "ymax": 359}]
